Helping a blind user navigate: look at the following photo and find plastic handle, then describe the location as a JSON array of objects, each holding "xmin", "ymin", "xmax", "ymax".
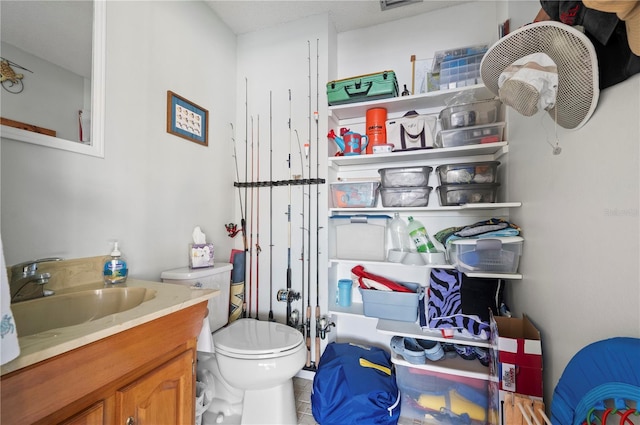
[
  {"xmin": 360, "ymin": 135, "xmax": 369, "ymax": 150},
  {"xmin": 475, "ymin": 238, "xmax": 502, "ymax": 251},
  {"xmin": 359, "ymin": 358, "xmax": 391, "ymax": 375},
  {"xmin": 344, "ymin": 81, "xmax": 372, "ymax": 97},
  {"xmin": 349, "ymin": 215, "xmax": 370, "ymax": 224}
]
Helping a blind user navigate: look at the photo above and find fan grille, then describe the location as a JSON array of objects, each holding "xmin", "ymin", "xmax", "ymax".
[{"xmin": 481, "ymin": 22, "xmax": 599, "ymax": 130}]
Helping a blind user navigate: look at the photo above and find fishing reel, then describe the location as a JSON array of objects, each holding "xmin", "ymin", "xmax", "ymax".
[
  {"xmin": 276, "ymin": 289, "xmax": 301, "ymax": 303},
  {"xmin": 225, "ymin": 222, "xmax": 240, "ymax": 238},
  {"xmin": 317, "ymin": 316, "xmax": 335, "ymax": 340}
]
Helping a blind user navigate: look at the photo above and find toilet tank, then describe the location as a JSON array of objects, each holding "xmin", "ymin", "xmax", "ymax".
[{"xmin": 161, "ymin": 263, "xmax": 233, "ymax": 332}]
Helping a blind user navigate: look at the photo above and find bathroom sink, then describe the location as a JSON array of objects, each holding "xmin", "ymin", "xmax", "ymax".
[{"xmin": 11, "ymin": 286, "xmax": 157, "ymax": 337}]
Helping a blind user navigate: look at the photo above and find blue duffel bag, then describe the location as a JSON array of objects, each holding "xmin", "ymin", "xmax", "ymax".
[{"xmin": 311, "ymin": 342, "xmax": 400, "ymax": 425}]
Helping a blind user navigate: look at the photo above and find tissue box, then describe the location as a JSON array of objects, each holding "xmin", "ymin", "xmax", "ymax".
[{"xmin": 190, "ymin": 243, "xmax": 214, "ymax": 268}]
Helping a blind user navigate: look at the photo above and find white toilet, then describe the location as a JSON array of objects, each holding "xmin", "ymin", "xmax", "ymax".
[{"xmin": 161, "ymin": 263, "xmax": 306, "ymax": 425}]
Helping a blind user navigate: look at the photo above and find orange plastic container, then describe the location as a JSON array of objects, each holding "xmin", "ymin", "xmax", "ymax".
[{"xmin": 365, "ymin": 107, "xmax": 387, "ymax": 154}]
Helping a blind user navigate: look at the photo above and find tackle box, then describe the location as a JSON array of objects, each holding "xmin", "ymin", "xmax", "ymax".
[{"xmin": 327, "ymin": 71, "xmax": 399, "ymax": 106}]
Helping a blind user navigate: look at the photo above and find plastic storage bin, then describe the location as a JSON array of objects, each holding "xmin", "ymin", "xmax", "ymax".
[
  {"xmin": 330, "ymin": 215, "xmax": 390, "ymax": 261},
  {"xmin": 380, "ymin": 187, "xmax": 432, "ymax": 207},
  {"xmin": 447, "ymin": 236, "xmax": 523, "ymax": 273},
  {"xmin": 438, "ymin": 54, "xmax": 483, "ymax": 90},
  {"xmin": 379, "ymin": 166, "xmax": 432, "ymax": 188},
  {"xmin": 436, "ymin": 161, "xmax": 500, "ymax": 185},
  {"xmin": 437, "ymin": 183, "xmax": 499, "ymax": 206},
  {"xmin": 330, "ymin": 181, "xmax": 379, "ymax": 208},
  {"xmin": 431, "ymin": 44, "xmax": 489, "ymax": 74},
  {"xmin": 435, "ymin": 122, "xmax": 505, "ymax": 148},
  {"xmin": 359, "ymin": 283, "xmax": 422, "ymax": 322},
  {"xmin": 439, "ymin": 99, "xmax": 502, "ymax": 130},
  {"xmin": 394, "ymin": 363, "xmax": 490, "ymax": 425}
]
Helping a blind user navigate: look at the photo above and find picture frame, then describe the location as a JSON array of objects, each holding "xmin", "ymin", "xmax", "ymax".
[{"xmin": 166, "ymin": 90, "xmax": 208, "ymax": 146}]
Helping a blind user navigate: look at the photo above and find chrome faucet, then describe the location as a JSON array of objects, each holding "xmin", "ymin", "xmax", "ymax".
[{"xmin": 9, "ymin": 258, "xmax": 63, "ymax": 303}]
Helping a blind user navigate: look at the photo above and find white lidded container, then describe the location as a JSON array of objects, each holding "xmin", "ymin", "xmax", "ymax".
[
  {"xmin": 447, "ymin": 237, "xmax": 523, "ymax": 274},
  {"xmin": 161, "ymin": 262, "xmax": 232, "ymax": 331}
]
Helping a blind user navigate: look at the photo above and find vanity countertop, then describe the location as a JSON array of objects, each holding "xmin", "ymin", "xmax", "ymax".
[{"xmin": 1, "ymin": 279, "xmax": 216, "ymax": 376}]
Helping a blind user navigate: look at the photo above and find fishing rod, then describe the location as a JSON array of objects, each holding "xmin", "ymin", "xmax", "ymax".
[
  {"xmin": 286, "ymin": 89, "xmax": 293, "ymax": 326},
  {"xmin": 295, "ymin": 129, "xmax": 306, "ymax": 336},
  {"xmin": 243, "ymin": 78, "xmax": 249, "ymax": 318},
  {"xmin": 314, "ymin": 38, "xmax": 322, "ymax": 367},
  {"xmin": 255, "ymin": 115, "xmax": 262, "ymax": 320},
  {"xmin": 247, "ymin": 116, "xmax": 255, "ymax": 318},
  {"xmin": 305, "ymin": 40, "xmax": 313, "ymax": 369},
  {"xmin": 230, "ymin": 122, "xmax": 248, "ymax": 323},
  {"xmin": 268, "ymin": 91, "xmax": 275, "ymax": 322},
  {"xmin": 277, "ymin": 89, "xmax": 301, "ymax": 327}
]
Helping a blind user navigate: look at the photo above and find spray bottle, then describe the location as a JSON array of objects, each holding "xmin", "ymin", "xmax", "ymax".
[
  {"xmin": 407, "ymin": 216, "xmax": 438, "ymax": 253},
  {"xmin": 103, "ymin": 241, "xmax": 128, "ymax": 284}
]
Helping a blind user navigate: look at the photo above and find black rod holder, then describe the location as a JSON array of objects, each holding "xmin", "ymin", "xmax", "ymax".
[{"xmin": 234, "ymin": 178, "xmax": 325, "ymax": 188}]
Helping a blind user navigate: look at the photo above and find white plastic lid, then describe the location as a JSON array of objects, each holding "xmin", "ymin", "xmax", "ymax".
[
  {"xmin": 213, "ymin": 319, "xmax": 303, "ymax": 356},
  {"xmin": 450, "ymin": 236, "xmax": 523, "ymax": 245},
  {"xmin": 111, "ymin": 241, "xmax": 121, "ymax": 257},
  {"xmin": 160, "ymin": 262, "xmax": 233, "ymax": 280}
]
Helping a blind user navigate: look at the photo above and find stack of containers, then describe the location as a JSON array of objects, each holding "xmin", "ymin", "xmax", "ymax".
[
  {"xmin": 434, "ymin": 98, "xmax": 505, "ymax": 206},
  {"xmin": 436, "ymin": 161, "xmax": 501, "ymax": 206},
  {"xmin": 378, "ymin": 166, "xmax": 433, "ymax": 207},
  {"xmin": 435, "ymin": 98, "xmax": 505, "ymax": 149}
]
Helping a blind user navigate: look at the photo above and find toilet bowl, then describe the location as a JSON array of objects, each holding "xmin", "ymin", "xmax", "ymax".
[
  {"xmin": 161, "ymin": 264, "xmax": 306, "ymax": 425},
  {"xmin": 214, "ymin": 319, "xmax": 306, "ymax": 424}
]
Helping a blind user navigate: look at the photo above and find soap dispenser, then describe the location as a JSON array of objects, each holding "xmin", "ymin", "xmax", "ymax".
[{"xmin": 104, "ymin": 241, "xmax": 128, "ymax": 284}]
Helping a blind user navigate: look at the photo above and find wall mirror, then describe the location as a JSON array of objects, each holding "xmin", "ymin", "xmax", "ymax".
[{"xmin": 0, "ymin": 1, "xmax": 105, "ymax": 158}]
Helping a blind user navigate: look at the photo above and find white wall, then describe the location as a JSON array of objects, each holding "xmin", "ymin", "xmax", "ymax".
[
  {"xmin": 1, "ymin": 1, "xmax": 237, "ymax": 279},
  {"xmin": 507, "ymin": 74, "xmax": 640, "ymax": 403}
]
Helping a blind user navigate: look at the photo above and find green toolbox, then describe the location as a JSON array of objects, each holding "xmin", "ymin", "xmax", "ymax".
[{"xmin": 327, "ymin": 70, "xmax": 398, "ymax": 106}]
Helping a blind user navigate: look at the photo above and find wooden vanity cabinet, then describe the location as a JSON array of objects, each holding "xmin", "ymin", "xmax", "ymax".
[{"xmin": 0, "ymin": 302, "xmax": 207, "ymax": 425}]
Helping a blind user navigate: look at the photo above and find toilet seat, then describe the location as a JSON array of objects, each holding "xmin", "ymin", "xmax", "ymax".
[{"xmin": 213, "ymin": 319, "xmax": 304, "ymax": 360}]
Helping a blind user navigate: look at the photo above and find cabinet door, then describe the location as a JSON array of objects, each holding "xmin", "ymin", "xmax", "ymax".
[
  {"xmin": 115, "ymin": 350, "xmax": 194, "ymax": 425},
  {"xmin": 60, "ymin": 401, "xmax": 104, "ymax": 425}
]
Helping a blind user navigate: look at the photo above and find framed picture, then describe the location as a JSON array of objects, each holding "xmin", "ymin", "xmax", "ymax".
[{"xmin": 166, "ymin": 91, "xmax": 208, "ymax": 146}]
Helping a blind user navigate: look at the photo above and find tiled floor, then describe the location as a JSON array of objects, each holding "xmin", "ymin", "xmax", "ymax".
[{"xmin": 294, "ymin": 377, "xmax": 318, "ymax": 425}]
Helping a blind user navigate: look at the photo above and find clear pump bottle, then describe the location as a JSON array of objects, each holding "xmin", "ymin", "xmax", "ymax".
[
  {"xmin": 103, "ymin": 241, "xmax": 128, "ymax": 284},
  {"xmin": 388, "ymin": 213, "xmax": 413, "ymax": 252}
]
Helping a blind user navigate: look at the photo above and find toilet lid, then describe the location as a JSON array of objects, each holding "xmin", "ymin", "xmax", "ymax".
[{"xmin": 213, "ymin": 318, "xmax": 304, "ymax": 356}]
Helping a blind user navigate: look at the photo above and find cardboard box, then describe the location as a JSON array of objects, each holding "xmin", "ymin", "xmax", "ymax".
[{"xmin": 489, "ymin": 312, "xmax": 543, "ymax": 397}]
